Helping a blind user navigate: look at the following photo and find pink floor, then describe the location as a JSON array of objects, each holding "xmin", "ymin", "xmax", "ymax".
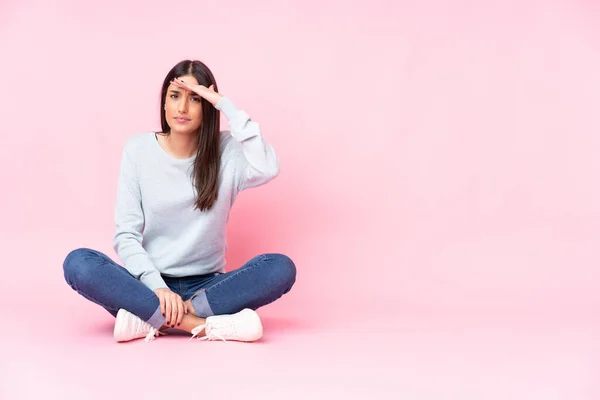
[
  {"xmin": 1, "ymin": 308, "xmax": 598, "ymax": 398},
  {"xmin": 0, "ymin": 238, "xmax": 598, "ymax": 399}
]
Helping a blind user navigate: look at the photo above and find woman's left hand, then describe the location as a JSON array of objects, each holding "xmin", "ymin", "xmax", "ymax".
[{"xmin": 171, "ymin": 78, "xmax": 223, "ymax": 107}]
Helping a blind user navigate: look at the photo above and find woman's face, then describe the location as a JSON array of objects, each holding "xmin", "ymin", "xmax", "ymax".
[{"xmin": 164, "ymin": 74, "xmax": 203, "ymax": 134}]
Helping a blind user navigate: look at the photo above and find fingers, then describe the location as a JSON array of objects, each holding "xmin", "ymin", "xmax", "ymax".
[
  {"xmin": 171, "ymin": 78, "xmax": 211, "ymax": 94},
  {"xmin": 171, "ymin": 78, "xmax": 194, "ymax": 91},
  {"xmin": 158, "ymin": 292, "xmax": 165, "ymax": 317},
  {"xmin": 166, "ymin": 293, "xmax": 186, "ymax": 328},
  {"xmin": 176, "ymin": 299, "xmax": 185, "ymax": 327},
  {"xmin": 170, "ymin": 78, "xmax": 185, "ymax": 87},
  {"xmin": 165, "ymin": 293, "xmax": 172, "ymax": 325},
  {"xmin": 153, "ymin": 288, "xmax": 186, "ymax": 328},
  {"xmin": 172, "ymin": 296, "xmax": 179, "ymax": 327},
  {"xmin": 169, "ymin": 79, "xmax": 188, "ymax": 93},
  {"xmin": 172, "ymin": 296, "xmax": 180, "ymax": 328},
  {"xmin": 168, "ymin": 295, "xmax": 184, "ymax": 327}
]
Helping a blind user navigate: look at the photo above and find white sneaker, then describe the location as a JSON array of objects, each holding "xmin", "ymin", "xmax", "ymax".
[
  {"xmin": 114, "ymin": 309, "xmax": 165, "ymax": 343},
  {"xmin": 189, "ymin": 308, "xmax": 263, "ymax": 342}
]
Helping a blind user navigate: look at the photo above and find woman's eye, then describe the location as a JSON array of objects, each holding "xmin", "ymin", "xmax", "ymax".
[
  {"xmin": 191, "ymin": 97, "xmax": 201, "ymax": 102},
  {"xmin": 170, "ymin": 94, "xmax": 178, "ymax": 99}
]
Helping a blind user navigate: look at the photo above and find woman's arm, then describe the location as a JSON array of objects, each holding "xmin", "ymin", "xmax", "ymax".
[
  {"xmin": 216, "ymin": 96, "xmax": 280, "ymax": 191},
  {"xmin": 170, "ymin": 78, "xmax": 280, "ymax": 192},
  {"xmin": 112, "ymin": 146, "xmax": 168, "ymax": 291}
]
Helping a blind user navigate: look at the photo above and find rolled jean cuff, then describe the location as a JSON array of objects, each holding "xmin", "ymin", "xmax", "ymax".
[
  {"xmin": 190, "ymin": 290, "xmax": 215, "ymax": 318},
  {"xmin": 146, "ymin": 306, "xmax": 166, "ymax": 329}
]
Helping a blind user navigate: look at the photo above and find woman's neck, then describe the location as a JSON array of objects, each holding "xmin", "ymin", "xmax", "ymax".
[{"xmin": 158, "ymin": 131, "xmax": 198, "ymax": 159}]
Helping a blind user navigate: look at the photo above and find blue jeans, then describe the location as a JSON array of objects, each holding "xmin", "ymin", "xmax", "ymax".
[{"xmin": 63, "ymin": 248, "xmax": 296, "ymax": 329}]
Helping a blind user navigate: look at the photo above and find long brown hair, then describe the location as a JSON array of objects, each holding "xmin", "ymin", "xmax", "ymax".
[{"xmin": 159, "ymin": 60, "xmax": 221, "ymax": 212}]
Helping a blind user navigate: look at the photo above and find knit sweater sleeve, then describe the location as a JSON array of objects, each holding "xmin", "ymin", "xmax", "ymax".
[
  {"xmin": 216, "ymin": 96, "xmax": 280, "ymax": 192},
  {"xmin": 112, "ymin": 144, "xmax": 168, "ymax": 291}
]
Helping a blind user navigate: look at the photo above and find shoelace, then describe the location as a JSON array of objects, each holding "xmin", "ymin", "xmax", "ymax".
[
  {"xmin": 189, "ymin": 323, "xmax": 228, "ymax": 342},
  {"xmin": 144, "ymin": 327, "xmax": 166, "ymax": 343}
]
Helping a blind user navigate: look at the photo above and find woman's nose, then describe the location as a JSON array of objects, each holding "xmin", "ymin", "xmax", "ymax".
[{"xmin": 178, "ymin": 98, "xmax": 189, "ymax": 113}]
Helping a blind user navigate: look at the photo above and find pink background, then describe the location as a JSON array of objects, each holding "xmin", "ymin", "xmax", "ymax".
[{"xmin": 1, "ymin": 0, "xmax": 599, "ymax": 398}]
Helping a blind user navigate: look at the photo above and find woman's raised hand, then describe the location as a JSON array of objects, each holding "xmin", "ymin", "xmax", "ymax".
[{"xmin": 170, "ymin": 78, "xmax": 223, "ymax": 107}]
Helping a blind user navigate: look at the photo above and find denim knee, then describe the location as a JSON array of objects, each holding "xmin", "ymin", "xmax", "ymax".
[
  {"xmin": 264, "ymin": 253, "xmax": 296, "ymax": 288},
  {"xmin": 63, "ymin": 247, "xmax": 95, "ymax": 285}
]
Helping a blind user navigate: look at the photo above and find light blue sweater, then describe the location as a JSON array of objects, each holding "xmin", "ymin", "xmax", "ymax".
[{"xmin": 112, "ymin": 97, "xmax": 279, "ymax": 291}]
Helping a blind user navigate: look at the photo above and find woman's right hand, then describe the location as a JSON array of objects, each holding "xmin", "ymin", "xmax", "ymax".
[{"xmin": 153, "ymin": 288, "xmax": 187, "ymax": 327}]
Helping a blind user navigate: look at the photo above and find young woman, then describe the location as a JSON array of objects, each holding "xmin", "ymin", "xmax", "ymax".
[{"xmin": 63, "ymin": 60, "xmax": 296, "ymax": 343}]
